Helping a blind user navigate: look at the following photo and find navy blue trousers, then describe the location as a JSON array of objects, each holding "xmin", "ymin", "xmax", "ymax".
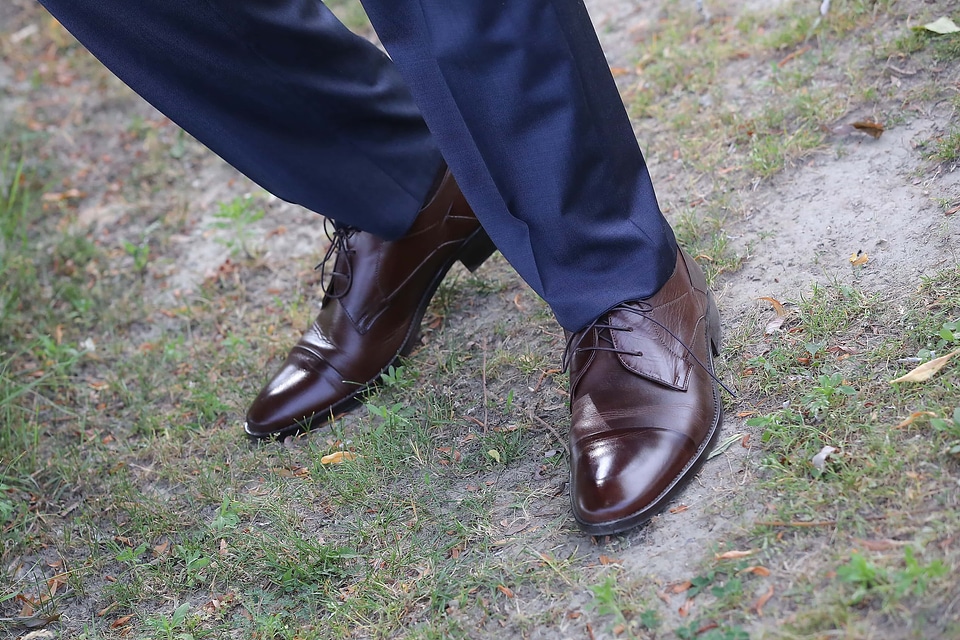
[{"xmin": 37, "ymin": 0, "xmax": 678, "ymax": 331}]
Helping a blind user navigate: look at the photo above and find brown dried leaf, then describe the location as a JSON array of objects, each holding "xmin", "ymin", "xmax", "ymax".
[
  {"xmin": 890, "ymin": 350, "xmax": 959, "ymax": 383},
  {"xmin": 754, "ymin": 585, "xmax": 775, "ymax": 616},
  {"xmin": 320, "ymin": 451, "xmax": 358, "ymax": 465},
  {"xmin": 739, "ymin": 565, "xmax": 772, "ymax": 577},
  {"xmin": 715, "ymin": 549, "xmax": 756, "ymax": 560},
  {"xmin": 599, "ymin": 554, "xmax": 621, "ymax": 565},
  {"xmin": 671, "ymin": 581, "xmax": 693, "ymax": 594},
  {"xmin": 497, "ymin": 584, "xmax": 515, "ymax": 598},
  {"xmin": 757, "ymin": 296, "xmax": 786, "ymax": 316},
  {"xmin": 894, "ymin": 410, "xmax": 937, "ymax": 429},
  {"xmin": 853, "ymin": 538, "xmax": 905, "ymax": 551},
  {"xmin": 849, "ymin": 251, "xmax": 869, "ymax": 266},
  {"xmin": 851, "ymin": 120, "xmax": 884, "ymax": 138},
  {"xmin": 19, "ymin": 596, "xmax": 35, "ymax": 618},
  {"xmin": 110, "ymin": 615, "xmax": 133, "ymax": 629}
]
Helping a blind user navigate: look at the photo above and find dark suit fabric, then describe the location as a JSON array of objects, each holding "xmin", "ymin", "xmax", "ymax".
[{"xmin": 36, "ymin": 0, "xmax": 677, "ymax": 331}]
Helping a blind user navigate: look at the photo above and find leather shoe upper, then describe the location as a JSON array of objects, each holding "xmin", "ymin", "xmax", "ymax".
[
  {"xmin": 565, "ymin": 249, "xmax": 723, "ymax": 534},
  {"xmin": 245, "ymin": 167, "xmax": 493, "ymax": 438}
]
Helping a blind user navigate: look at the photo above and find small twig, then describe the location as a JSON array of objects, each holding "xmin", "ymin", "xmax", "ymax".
[
  {"xmin": 885, "ymin": 63, "xmax": 917, "ymax": 77},
  {"xmin": 707, "ymin": 432, "xmax": 745, "ymax": 460},
  {"xmin": 757, "ymin": 514, "xmax": 889, "ymax": 528},
  {"xmin": 529, "ymin": 409, "xmax": 567, "ymax": 454},
  {"xmin": 777, "ymin": 45, "xmax": 811, "ymax": 68},
  {"xmin": 756, "ymin": 520, "xmax": 839, "ymax": 528},
  {"xmin": 532, "ymin": 368, "xmax": 561, "ymax": 393}
]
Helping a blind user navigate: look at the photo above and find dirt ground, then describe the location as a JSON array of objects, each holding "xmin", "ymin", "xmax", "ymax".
[{"xmin": 2, "ymin": 0, "xmax": 959, "ymax": 638}]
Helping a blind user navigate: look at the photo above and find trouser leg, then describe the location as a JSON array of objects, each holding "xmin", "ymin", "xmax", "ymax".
[
  {"xmin": 361, "ymin": 0, "xmax": 679, "ymax": 330},
  {"xmin": 38, "ymin": 0, "xmax": 679, "ymax": 331},
  {"xmin": 35, "ymin": 0, "xmax": 441, "ymax": 240}
]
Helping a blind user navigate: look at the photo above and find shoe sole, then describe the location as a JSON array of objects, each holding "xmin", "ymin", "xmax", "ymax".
[
  {"xmin": 246, "ymin": 225, "xmax": 496, "ymax": 440},
  {"xmin": 574, "ymin": 291, "xmax": 724, "ymax": 536}
]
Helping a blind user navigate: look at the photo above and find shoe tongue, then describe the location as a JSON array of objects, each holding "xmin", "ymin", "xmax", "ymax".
[{"xmin": 609, "ymin": 305, "xmax": 693, "ymax": 392}]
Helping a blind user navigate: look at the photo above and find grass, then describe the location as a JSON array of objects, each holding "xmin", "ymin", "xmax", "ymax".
[{"xmin": 2, "ymin": 0, "xmax": 959, "ymax": 638}]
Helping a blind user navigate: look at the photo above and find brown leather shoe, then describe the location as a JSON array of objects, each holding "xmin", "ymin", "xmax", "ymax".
[
  {"xmin": 565, "ymin": 249, "xmax": 723, "ymax": 535},
  {"xmin": 245, "ymin": 167, "xmax": 494, "ymax": 439}
]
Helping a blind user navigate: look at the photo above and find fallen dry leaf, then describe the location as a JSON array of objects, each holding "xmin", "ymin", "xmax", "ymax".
[
  {"xmin": 754, "ymin": 585, "xmax": 775, "ymax": 616},
  {"xmin": 849, "ymin": 251, "xmax": 869, "ymax": 266},
  {"xmin": 851, "ymin": 120, "xmax": 884, "ymax": 138},
  {"xmin": 922, "ymin": 16, "xmax": 960, "ymax": 34},
  {"xmin": 19, "ymin": 595, "xmax": 35, "ymax": 618},
  {"xmin": 764, "ymin": 315, "xmax": 788, "ymax": 334},
  {"xmin": 777, "ymin": 45, "xmax": 811, "ymax": 67},
  {"xmin": 715, "ymin": 549, "xmax": 756, "ymax": 560},
  {"xmin": 894, "ymin": 410, "xmax": 936, "ymax": 429},
  {"xmin": 739, "ymin": 566, "xmax": 771, "ymax": 577},
  {"xmin": 320, "ymin": 451, "xmax": 358, "ymax": 465},
  {"xmin": 853, "ymin": 538, "xmax": 905, "ymax": 551},
  {"xmin": 110, "ymin": 615, "xmax": 133, "ymax": 629},
  {"xmin": 891, "ymin": 350, "xmax": 959, "ymax": 383},
  {"xmin": 497, "ymin": 584, "xmax": 515, "ymax": 598},
  {"xmin": 758, "ymin": 296, "xmax": 786, "ymax": 316},
  {"xmin": 669, "ymin": 504, "xmax": 689, "ymax": 514},
  {"xmin": 599, "ymin": 554, "xmax": 621, "ymax": 565},
  {"xmin": 671, "ymin": 581, "xmax": 693, "ymax": 594}
]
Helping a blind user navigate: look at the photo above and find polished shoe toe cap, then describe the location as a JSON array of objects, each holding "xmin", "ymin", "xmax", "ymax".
[
  {"xmin": 244, "ymin": 357, "xmax": 360, "ymax": 438},
  {"xmin": 570, "ymin": 427, "xmax": 699, "ymax": 531}
]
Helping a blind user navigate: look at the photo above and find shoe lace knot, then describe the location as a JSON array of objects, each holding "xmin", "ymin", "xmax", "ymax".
[
  {"xmin": 562, "ymin": 301, "xmax": 735, "ymax": 396},
  {"xmin": 315, "ymin": 220, "xmax": 358, "ymax": 299}
]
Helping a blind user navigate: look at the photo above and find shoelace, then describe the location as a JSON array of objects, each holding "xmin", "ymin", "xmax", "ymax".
[
  {"xmin": 315, "ymin": 219, "xmax": 357, "ymax": 299},
  {"xmin": 563, "ymin": 302, "xmax": 736, "ymax": 397}
]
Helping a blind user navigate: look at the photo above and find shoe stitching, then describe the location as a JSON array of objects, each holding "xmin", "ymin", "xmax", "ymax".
[{"xmin": 564, "ymin": 301, "xmax": 735, "ymax": 397}]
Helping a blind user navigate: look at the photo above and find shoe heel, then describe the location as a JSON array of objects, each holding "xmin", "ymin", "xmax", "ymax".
[
  {"xmin": 706, "ymin": 291, "xmax": 722, "ymax": 357},
  {"xmin": 458, "ymin": 227, "xmax": 496, "ymax": 273}
]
